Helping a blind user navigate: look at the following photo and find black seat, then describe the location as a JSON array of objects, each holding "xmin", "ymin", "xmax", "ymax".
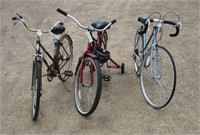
[
  {"xmin": 91, "ymin": 21, "xmax": 110, "ymax": 29},
  {"xmin": 138, "ymin": 16, "xmax": 148, "ymax": 24},
  {"xmin": 51, "ymin": 22, "xmax": 65, "ymax": 35}
]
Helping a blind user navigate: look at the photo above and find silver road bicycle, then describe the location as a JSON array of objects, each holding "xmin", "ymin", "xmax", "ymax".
[{"xmin": 133, "ymin": 12, "xmax": 182, "ymax": 109}]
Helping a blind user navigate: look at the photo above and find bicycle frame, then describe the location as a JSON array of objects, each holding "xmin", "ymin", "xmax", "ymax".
[
  {"xmin": 78, "ymin": 32, "xmax": 98, "ymax": 85},
  {"xmin": 141, "ymin": 26, "xmax": 161, "ymax": 79},
  {"xmin": 34, "ymin": 37, "xmax": 70, "ymax": 78}
]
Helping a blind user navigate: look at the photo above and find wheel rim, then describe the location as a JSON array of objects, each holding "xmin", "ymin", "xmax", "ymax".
[
  {"xmin": 140, "ymin": 47, "xmax": 175, "ymax": 108},
  {"xmin": 75, "ymin": 58, "xmax": 98, "ymax": 114}
]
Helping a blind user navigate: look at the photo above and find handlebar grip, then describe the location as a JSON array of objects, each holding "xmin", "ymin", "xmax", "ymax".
[
  {"xmin": 57, "ymin": 8, "xmax": 68, "ymax": 16},
  {"xmin": 12, "ymin": 17, "xmax": 17, "ymax": 21},
  {"xmin": 138, "ymin": 24, "xmax": 148, "ymax": 35},
  {"xmin": 164, "ymin": 20, "xmax": 180, "ymax": 37},
  {"xmin": 170, "ymin": 26, "xmax": 179, "ymax": 37},
  {"xmin": 111, "ymin": 19, "xmax": 117, "ymax": 24}
]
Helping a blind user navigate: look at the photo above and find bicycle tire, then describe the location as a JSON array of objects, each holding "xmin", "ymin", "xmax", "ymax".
[
  {"xmin": 140, "ymin": 45, "xmax": 176, "ymax": 109},
  {"xmin": 58, "ymin": 34, "xmax": 73, "ymax": 82},
  {"xmin": 74, "ymin": 57, "xmax": 102, "ymax": 116},
  {"xmin": 133, "ymin": 31, "xmax": 143, "ymax": 76},
  {"xmin": 31, "ymin": 60, "xmax": 42, "ymax": 121}
]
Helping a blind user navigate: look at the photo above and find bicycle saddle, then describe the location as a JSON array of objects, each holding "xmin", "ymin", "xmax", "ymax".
[
  {"xmin": 91, "ymin": 21, "xmax": 110, "ymax": 30},
  {"xmin": 50, "ymin": 22, "xmax": 65, "ymax": 35},
  {"xmin": 138, "ymin": 16, "xmax": 148, "ymax": 24}
]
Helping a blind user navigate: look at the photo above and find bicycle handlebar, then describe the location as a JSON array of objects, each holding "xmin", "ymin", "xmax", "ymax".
[
  {"xmin": 111, "ymin": 19, "xmax": 117, "ymax": 25},
  {"xmin": 138, "ymin": 17, "xmax": 181, "ymax": 37},
  {"xmin": 12, "ymin": 13, "xmax": 49, "ymax": 33},
  {"xmin": 57, "ymin": 8, "xmax": 68, "ymax": 16},
  {"xmin": 163, "ymin": 20, "xmax": 180, "ymax": 37},
  {"xmin": 57, "ymin": 8, "xmax": 116, "ymax": 32}
]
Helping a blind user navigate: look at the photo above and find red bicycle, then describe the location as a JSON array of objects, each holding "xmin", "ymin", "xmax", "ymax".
[{"xmin": 57, "ymin": 8, "xmax": 124, "ymax": 116}]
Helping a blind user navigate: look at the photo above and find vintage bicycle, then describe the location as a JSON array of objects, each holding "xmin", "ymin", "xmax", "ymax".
[
  {"xmin": 57, "ymin": 8, "xmax": 124, "ymax": 116},
  {"xmin": 12, "ymin": 14, "xmax": 73, "ymax": 120},
  {"xmin": 132, "ymin": 12, "xmax": 182, "ymax": 109}
]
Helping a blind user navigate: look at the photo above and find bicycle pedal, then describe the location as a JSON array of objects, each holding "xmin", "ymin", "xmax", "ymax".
[
  {"xmin": 102, "ymin": 75, "xmax": 111, "ymax": 81},
  {"xmin": 64, "ymin": 71, "xmax": 73, "ymax": 76}
]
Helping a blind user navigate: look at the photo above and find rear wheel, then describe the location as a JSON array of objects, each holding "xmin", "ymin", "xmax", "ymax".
[
  {"xmin": 58, "ymin": 34, "xmax": 73, "ymax": 82},
  {"xmin": 31, "ymin": 60, "xmax": 42, "ymax": 121},
  {"xmin": 133, "ymin": 31, "xmax": 143, "ymax": 76},
  {"xmin": 74, "ymin": 57, "xmax": 102, "ymax": 116}
]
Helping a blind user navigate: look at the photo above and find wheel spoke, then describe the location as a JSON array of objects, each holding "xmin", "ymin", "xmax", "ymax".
[
  {"xmin": 75, "ymin": 57, "xmax": 102, "ymax": 116},
  {"xmin": 140, "ymin": 46, "xmax": 176, "ymax": 108}
]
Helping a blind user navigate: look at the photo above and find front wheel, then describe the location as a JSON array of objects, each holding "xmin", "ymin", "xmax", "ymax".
[
  {"xmin": 31, "ymin": 60, "xmax": 42, "ymax": 121},
  {"xmin": 140, "ymin": 45, "xmax": 176, "ymax": 109},
  {"xmin": 74, "ymin": 57, "xmax": 102, "ymax": 116}
]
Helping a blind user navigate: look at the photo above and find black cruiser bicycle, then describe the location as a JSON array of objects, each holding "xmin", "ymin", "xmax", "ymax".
[{"xmin": 12, "ymin": 13, "xmax": 73, "ymax": 120}]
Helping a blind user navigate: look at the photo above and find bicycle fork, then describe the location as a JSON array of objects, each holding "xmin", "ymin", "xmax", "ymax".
[
  {"xmin": 31, "ymin": 41, "xmax": 43, "ymax": 91},
  {"xmin": 75, "ymin": 57, "xmax": 95, "ymax": 86}
]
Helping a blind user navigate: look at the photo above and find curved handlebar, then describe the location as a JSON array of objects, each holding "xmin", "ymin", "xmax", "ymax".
[
  {"xmin": 57, "ymin": 8, "xmax": 116, "ymax": 32},
  {"xmin": 57, "ymin": 8, "xmax": 88, "ymax": 30},
  {"xmin": 12, "ymin": 13, "xmax": 49, "ymax": 33},
  {"xmin": 138, "ymin": 17, "xmax": 181, "ymax": 37},
  {"xmin": 150, "ymin": 19, "xmax": 180, "ymax": 37},
  {"xmin": 163, "ymin": 20, "xmax": 180, "ymax": 37}
]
